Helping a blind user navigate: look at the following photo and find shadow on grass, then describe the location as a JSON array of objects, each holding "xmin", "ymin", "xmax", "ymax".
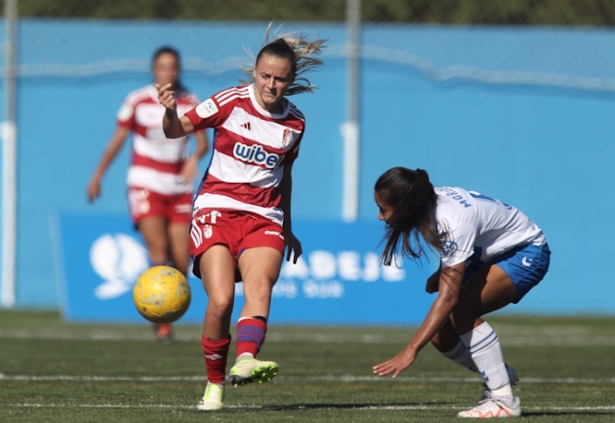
[{"xmin": 523, "ymin": 411, "xmax": 615, "ymax": 417}]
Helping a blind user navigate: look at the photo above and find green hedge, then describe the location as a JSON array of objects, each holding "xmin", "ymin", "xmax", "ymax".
[{"xmin": 11, "ymin": 0, "xmax": 615, "ymax": 26}]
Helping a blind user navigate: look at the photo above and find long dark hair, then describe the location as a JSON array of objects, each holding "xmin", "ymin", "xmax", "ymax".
[
  {"xmin": 375, "ymin": 167, "xmax": 446, "ymax": 265},
  {"xmin": 151, "ymin": 46, "xmax": 187, "ymax": 94}
]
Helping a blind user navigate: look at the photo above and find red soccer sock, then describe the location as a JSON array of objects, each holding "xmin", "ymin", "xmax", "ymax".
[
  {"xmin": 236, "ymin": 317, "xmax": 267, "ymax": 358},
  {"xmin": 201, "ymin": 335, "xmax": 231, "ymax": 384},
  {"xmin": 156, "ymin": 323, "xmax": 173, "ymax": 338}
]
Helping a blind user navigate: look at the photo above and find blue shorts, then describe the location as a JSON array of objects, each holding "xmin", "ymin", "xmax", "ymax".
[{"xmin": 463, "ymin": 243, "xmax": 551, "ymax": 303}]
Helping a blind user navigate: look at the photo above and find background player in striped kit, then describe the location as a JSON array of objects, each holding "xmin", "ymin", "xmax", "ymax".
[
  {"xmin": 157, "ymin": 28, "xmax": 325, "ymax": 410},
  {"xmin": 372, "ymin": 167, "xmax": 550, "ymax": 419},
  {"xmin": 87, "ymin": 46, "xmax": 209, "ymax": 343}
]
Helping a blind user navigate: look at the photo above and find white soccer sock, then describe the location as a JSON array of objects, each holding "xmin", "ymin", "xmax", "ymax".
[
  {"xmin": 441, "ymin": 340, "xmax": 478, "ymax": 373},
  {"xmin": 460, "ymin": 321, "xmax": 513, "ymax": 399}
]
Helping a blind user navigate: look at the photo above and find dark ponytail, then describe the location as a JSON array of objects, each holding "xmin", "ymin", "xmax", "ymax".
[{"xmin": 241, "ymin": 23, "xmax": 326, "ymax": 96}]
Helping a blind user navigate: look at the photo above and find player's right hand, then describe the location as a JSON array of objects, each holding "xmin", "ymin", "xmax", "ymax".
[
  {"xmin": 425, "ymin": 270, "xmax": 440, "ymax": 293},
  {"xmin": 156, "ymin": 83, "xmax": 176, "ymax": 110},
  {"xmin": 373, "ymin": 346, "xmax": 417, "ymax": 379},
  {"xmin": 86, "ymin": 179, "xmax": 100, "ymax": 203}
]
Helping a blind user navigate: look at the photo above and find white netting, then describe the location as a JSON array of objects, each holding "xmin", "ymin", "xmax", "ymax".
[{"xmin": 2, "ymin": 0, "xmax": 615, "ymax": 91}]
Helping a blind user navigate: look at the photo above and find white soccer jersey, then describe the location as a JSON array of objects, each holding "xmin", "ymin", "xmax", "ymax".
[
  {"xmin": 117, "ymin": 84, "xmax": 200, "ymax": 195},
  {"xmin": 435, "ymin": 187, "xmax": 546, "ymax": 268},
  {"xmin": 185, "ymin": 85, "xmax": 305, "ymax": 226}
]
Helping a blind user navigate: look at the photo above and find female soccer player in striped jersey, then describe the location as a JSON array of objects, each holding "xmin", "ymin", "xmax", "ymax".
[
  {"xmin": 372, "ymin": 167, "xmax": 550, "ymax": 419},
  {"xmin": 157, "ymin": 28, "xmax": 325, "ymax": 410},
  {"xmin": 87, "ymin": 46, "xmax": 209, "ymax": 343}
]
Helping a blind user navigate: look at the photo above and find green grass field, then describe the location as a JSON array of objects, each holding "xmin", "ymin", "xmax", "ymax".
[{"xmin": 1, "ymin": 311, "xmax": 614, "ymax": 422}]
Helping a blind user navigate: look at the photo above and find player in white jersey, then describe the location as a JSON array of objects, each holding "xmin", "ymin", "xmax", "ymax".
[
  {"xmin": 157, "ymin": 28, "xmax": 326, "ymax": 410},
  {"xmin": 87, "ymin": 46, "xmax": 209, "ymax": 343},
  {"xmin": 372, "ymin": 167, "xmax": 550, "ymax": 419}
]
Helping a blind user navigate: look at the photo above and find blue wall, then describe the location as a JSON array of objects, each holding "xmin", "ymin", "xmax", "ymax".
[
  {"xmin": 3, "ymin": 21, "xmax": 615, "ymax": 315},
  {"xmin": 57, "ymin": 214, "xmax": 438, "ymax": 326}
]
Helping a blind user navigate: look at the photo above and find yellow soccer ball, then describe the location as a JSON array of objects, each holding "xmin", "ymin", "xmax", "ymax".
[{"xmin": 133, "ymin": 266, "xmax": 191, "ymax": 324}]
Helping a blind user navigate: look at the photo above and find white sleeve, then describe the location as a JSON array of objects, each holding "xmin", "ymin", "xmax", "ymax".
[{"xmin": 440, "ymin": 222, "xmax": 477, "ymax": 268}]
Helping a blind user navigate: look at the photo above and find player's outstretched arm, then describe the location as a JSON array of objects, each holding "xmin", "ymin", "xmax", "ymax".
[
  {"xmin": 373, "ymin": 262, "xmax": 464, "ymax": 378},
  {"xmin": 156, "ymin": 83, "xmax": 195, "ymax": 138},
  {"xmin": 86, "ymin": 126, "xmax": 130, "ymax": 203}
]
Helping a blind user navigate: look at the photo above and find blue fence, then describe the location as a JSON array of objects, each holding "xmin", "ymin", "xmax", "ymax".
[{"xmin": 3, "ymin": 21, "xmax": 615, "ymax": 318}]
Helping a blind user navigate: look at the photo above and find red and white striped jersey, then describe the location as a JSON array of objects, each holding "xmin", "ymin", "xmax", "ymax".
[
  {"xmin": 117, "ymin": 84, "xmax": 200, "ymax": 195},
  {"xmin": 185, "ymin": 84, "xmax": 305, "ymax": 226}
]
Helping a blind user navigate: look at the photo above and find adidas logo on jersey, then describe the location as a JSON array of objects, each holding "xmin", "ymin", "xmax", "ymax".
[
  {"xmin": 240, "ymin": 122, "xmax": 251, "ymax": 130},
  {"xmin": 233, "ymin": 142, "xmax": 284, "ymax": 168}
]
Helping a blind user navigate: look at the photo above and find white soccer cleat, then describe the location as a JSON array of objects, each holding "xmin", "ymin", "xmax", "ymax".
[
  {"xmin": 458, "ymin": 392, "xmax": 521, "ymax": 418},
  {"xmin": 229, "ymin": 358, "xmax": 279, "ymax": 387},
  {"xmin": 196, "ymin": 382, "xmax": 224, "ymax": 411}
]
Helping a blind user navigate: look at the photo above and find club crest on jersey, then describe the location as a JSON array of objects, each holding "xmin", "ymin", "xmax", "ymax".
[
  {"xmin": 233, "ymin": 142, "xmax": 284, "ymax": 168},
  {"xmin": 282, "ymin": 129, "xmax": 292, "ymax": 147},
  {"xmin": 441, "ymin": 240, "xmax": 458, "ymax": 257}
]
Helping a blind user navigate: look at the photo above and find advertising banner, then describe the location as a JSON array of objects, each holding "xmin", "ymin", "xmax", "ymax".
[{"xmin": 56, "ymin": 213, "xmax": 438, "ymax": 326}]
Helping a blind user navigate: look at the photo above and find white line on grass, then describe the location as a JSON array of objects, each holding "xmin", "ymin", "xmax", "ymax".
[
  {"xmin": 2, "ymin": 373, "xmax": 615, "ymax": 385},
  {"xmin": 7, "ymin": 403, "xmax": 615, "ymax": 412},
  {"xmin": 2, "ymin": 328, "xmax": 615, "ymax": 347}
]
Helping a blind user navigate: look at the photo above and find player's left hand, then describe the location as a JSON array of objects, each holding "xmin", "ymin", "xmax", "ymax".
[
  {"xmin": 372, "ymin": 347, "xmax": 417, "ymax": 379},
  {"xmin": 284, "ymin": 231, "xmax": 302, "ymax": 264}
]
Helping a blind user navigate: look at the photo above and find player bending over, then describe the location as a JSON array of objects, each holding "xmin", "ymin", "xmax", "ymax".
[{"xmin": 372, "ymin": 167, "xmax": 550, "ymax": 418}]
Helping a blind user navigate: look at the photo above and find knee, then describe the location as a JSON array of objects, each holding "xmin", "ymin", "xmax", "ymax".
[
  {"xmin": 450, "ymin": 309, "xmax": 480, "ymax": 335},
  {"xmin": 145, "ymin": 237, "xmax": 168, "ymax": 259},
  {"xmin": 430, "ymin": 332, "xmax": 444, "ymax": 351},
  {"xmin": 430, "ymin": 330, "xmax": 459, "ymax": 353},
  {"xmin": 206, "ymin": 294, "xmax": 234, "ymax": 320},
  {"xmin": 243, "ymin": 277, "xmax": 274, "ymax": 303}
]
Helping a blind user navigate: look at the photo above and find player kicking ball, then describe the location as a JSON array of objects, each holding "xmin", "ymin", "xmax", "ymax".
[
  {"xmin": 157, "ymin": 25, "xmax": 326, "ymax": 411},
  {"xmin": 372, "ymin": 167, "xmax": 550, "ymax": 418}
]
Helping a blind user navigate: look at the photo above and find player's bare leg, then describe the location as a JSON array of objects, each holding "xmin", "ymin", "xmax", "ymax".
[
  {"xmin": 138, "ymin": 216, "xmax": 169, "ymax": 266},
  {"xmin": 197, "ymin": 245, "xmax": 236, "ymax": 410},
  {"xmin": 138, "ymin": 216, "xmax": 175, "ymax": 343},
  {"xmin": 167, "ymin": 221, "xmax": 191, "ymax": 275},
  {"xmin": 200, "ymin": 245, "xmax": 236, "ymax": 339},
  {"xmin": 228, "ymin": 247, "xmax": 282, "ymax": 387},
  {"xmin": 238, "ymin": 246, "xmax": 281, "ymax": 318}
]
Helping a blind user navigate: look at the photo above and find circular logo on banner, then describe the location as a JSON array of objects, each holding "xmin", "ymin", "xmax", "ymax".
[{"xmin": 90, "ymin": 234, "xmax": 149, "ymax": 300}]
